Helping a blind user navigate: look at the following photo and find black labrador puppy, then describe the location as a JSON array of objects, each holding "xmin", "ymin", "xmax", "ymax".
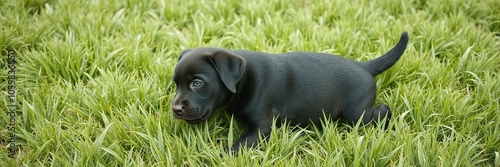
[{"xmin": 172, "ymin": 32, "xmax": 409, "ymax": 152}]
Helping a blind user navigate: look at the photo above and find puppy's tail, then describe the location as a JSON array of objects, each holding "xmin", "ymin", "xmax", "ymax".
[{"xmin": 359, "ymin": 32, "xmax": 409, "ymax": 76}]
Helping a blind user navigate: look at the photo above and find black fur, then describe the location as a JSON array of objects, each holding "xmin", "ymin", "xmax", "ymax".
[{"xmin": 172, "ymin": 32, "xmax": 409, "ymax": 152}]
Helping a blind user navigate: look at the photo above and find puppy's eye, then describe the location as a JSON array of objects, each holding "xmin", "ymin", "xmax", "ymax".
[{"xmin": 191, "ymin": 79, "xmax": 204, "ymax": 88}]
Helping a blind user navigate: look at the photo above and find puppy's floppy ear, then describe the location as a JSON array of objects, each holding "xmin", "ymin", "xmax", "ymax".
[
  {"xmin": 209, "ymin": 50, "xmax": 246, "ymax": 93},
  {"xmin": 178, "ymin": 49, "xmax": 192, "ymax": 61}
]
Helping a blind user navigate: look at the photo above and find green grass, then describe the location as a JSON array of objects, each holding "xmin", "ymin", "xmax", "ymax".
[{"xmin": 1, "ymin": 0, "xmax": 499, "ymax": 166}]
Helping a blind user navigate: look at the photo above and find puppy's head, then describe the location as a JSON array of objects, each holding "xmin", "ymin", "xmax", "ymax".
[{"xmin": 171, "ymin": 48, "xmax": 246, "ymax": 124}]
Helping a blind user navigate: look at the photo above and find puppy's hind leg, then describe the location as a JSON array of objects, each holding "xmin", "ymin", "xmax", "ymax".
[
  {"xmin": 343, "ymin": 96, "xmax": 392, "ymax": 129},
  {"xmin": 370, "ymin": 104, "xmax": 392, "ymax": 129}
]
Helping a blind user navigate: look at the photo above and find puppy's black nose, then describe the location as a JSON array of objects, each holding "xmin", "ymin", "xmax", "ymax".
[{"xmin": 172, "ymin": 104, "xmax": 185, "ymax": 115}]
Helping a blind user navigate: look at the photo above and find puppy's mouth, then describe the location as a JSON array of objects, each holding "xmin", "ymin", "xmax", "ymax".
[{"xmin": 184, "ymin": 110, "xmax": 213, "ymax": 124}]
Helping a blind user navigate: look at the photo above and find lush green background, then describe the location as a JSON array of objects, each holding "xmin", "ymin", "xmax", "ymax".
[{"xmin": 1, "ymin": 0, "xmax": 499, "ymax": 166}]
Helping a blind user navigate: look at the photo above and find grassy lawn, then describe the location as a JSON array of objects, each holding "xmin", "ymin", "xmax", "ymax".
[{"xmin": 1, "ymin": 0, "xmax": 499, "ymax": 166}]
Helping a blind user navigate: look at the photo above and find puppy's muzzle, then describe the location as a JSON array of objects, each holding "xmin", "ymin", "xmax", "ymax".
[
  {"xmin": 172, "ymin": 100, "xmax": 207, "ymax": 124},
  {"xmin": 172, "ymin": 104, "xmax": 185, "ymax": 116},
  {"xmin": 172, "ymin": 99, "xmax": 188, "ymax": 116}
]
